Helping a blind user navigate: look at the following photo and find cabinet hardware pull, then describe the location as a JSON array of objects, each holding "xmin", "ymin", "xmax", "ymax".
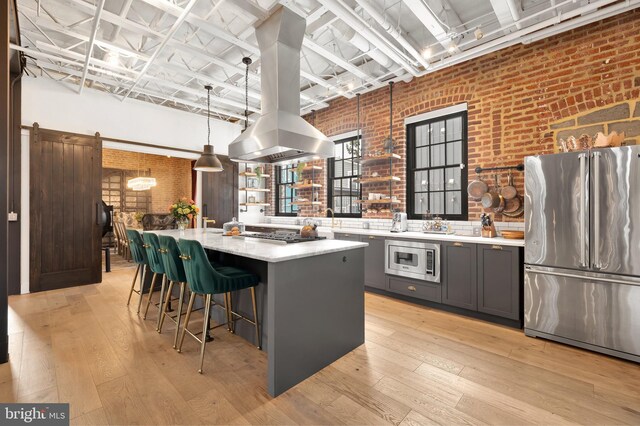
[
  {"xmin": 345, "ymin": 234, "xmax": 350, "ymax": 237},
  {"xmin": 369, "ymin": 236, "xmax": 375, "ymax": 239},
  {"xmin": 407, "ymin": 285, "xmax": 417, "ymax": 292},
  {"xmin": 454, "ymin": 242, "xmax": 463, "ymax": 247},
  {"xmin": 491, "ymin": 245, "xmax": 503, "ymax": 250}
]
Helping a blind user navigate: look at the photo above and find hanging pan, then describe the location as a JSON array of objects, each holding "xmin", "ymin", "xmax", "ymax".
[{"xmin": 467, "ymin": 175, "xmax": 488, "ymax": 201}]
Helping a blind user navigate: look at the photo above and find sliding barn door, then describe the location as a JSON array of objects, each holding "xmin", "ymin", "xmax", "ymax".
[
  {"xmin": 201, "ymin": 155, "xmax": 238, "ymax": 228},
  {"xmin": 30, "ymin": 124, "xmax": 102, "ymax": 292}
]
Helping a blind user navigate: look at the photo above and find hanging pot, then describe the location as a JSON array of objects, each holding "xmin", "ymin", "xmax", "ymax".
[
  {"xmin": 467, "ymin": 176, "xmax": 488, "ymax": 200},
  {"xmin": 501, "ymin": 172, "xmax": 517, "ymax": 200},
  {"xmin": 503, "ymin": 195, "xmax": 524, "ymax": 218},
  {"xmin": 503, "ymin": 194, "xmax": 521, "ymax": 214}
]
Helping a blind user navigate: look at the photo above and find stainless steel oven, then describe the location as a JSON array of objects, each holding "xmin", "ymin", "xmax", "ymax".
[{"xmin": 385, "ymin": 240, "xmax": 440, "ymax": 283}]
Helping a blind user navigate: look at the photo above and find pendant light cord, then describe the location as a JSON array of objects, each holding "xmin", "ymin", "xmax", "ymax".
[
  {"xmin": 242, "ymin": 57, "xmax": 252, "ymax": 132},
  {"xmin": 207, "ymin": 85, "xmax": 211, "ymax": 146}
]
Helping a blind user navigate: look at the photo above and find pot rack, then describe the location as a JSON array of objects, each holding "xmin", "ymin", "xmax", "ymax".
[{"xmin": 474, "ymin": 163, "xmax": 525, "ymax": 174}]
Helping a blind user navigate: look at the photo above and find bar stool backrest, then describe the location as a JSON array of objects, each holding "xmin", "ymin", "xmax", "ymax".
[
  {"xmin": 126, "ymin": 229, "xmax": 149, "ymax": 266},
  {"xmin": 142, "ymin": 232, "xmax": 165, "ymax": 274},
  {"xmin": 177, "ymin": 239, "xmax": 224, "ymax": 295},
  {"xmin": 158, "ymin": 235, "xmax": 187, "ymax": 283}
]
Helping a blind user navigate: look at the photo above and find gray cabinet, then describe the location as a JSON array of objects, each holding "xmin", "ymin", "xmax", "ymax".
[
  {"xmin": 387, "ymin": 276, "xmax": 441, "ymax": 303},
  {"xmin": 362, "ymin": 235, "xmax": 385, "ymax": 290},
  {"xmin": 477, "ymin": 244, "xmax": 521, "ymax": 320},
  {"xmin": 442, "ymin": 241, "xmax": 477, "ymax": 310},
  {"xmin": 334, "ymin": 232, "xmax": 361, "ymax": 242}
]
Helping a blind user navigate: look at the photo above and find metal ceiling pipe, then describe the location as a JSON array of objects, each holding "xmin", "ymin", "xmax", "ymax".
[
  {"xmin": 506, "ymin": 0, "xmax": 523, "ymax": 30},
  {"xmin": 317, "ymin": 0, "xmax": 418, "ymax": 76},
  {"xmin": 332, "ymin": 21, "xmax": 394, "ymax": 70},
  {"xmin": 355, "ymin": 0, "xmax": 430, "ymax": 69}
]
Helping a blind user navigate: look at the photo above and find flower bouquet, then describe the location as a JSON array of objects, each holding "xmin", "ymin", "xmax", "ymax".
[{"xmin": 169, "ymin": 197, "xmax": 200, "ymax": 230}]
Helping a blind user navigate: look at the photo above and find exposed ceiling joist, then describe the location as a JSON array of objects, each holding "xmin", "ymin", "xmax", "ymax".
[
  {"xmin": 78, "ymin": 0, "xmax": 105, "ymax": 94},
  {"xmin": 121, "ymin": 0, "xmax": 200, "ymax": 100}
]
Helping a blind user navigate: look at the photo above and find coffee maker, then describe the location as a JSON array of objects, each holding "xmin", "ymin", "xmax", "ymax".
[{"xmin": 390, "ymin": 212, "xmax": 408, "ymax": 233}]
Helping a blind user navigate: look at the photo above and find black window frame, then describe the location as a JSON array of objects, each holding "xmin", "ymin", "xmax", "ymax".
[
  {"xmin": 275, "ymin": 164, "xmax": 298, "ymax": 216},
  {"xmin": 406, "ymin": 110, "xmax": 468, "ymax": 220},
  {"xmin": 327, "ymin": 135, "xmax": 362, "ymax": 218}
]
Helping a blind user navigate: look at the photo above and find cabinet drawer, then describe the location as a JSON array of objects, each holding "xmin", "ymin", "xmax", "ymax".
[
  {"xmin": 334, "ymin": 232, "xmax": 361, "ymax": 242},
  {"xmin": 387, "ymin": 276, "xmax": 441, "ymax": 303}
]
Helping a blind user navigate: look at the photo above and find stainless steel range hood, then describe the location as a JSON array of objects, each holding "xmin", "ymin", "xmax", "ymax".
[{"xmin": 228, "ymin": 6, "xmax": 333, "ymax": 164}]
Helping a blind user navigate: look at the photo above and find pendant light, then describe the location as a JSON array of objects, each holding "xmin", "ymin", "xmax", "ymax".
[
  {"xmin": 127, "ymin": 151, "xmax": 156, "ymax": 191},
  {"xmin": 193, "ymin": 85, "xmax": 224, "ymax": 172}
]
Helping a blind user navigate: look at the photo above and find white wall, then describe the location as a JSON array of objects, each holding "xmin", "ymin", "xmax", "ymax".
[{"xmin": 21, "ymin": 77, "xmax": 241, "ymax": 157}]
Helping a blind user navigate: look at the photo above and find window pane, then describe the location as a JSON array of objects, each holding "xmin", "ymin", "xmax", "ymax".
[
  {"xmin": 430, "ymin": 192, "xmax": 444, "ymax": 214},
  {"xmin": 431, "ymin": 121, "xmax": 445, "ymax": 144},
  {"xmin": 334, "ymin": 143, "xmax": 343, "ymax": 159},
  {"xmin": 445, "ymin": 167, "xmax": 461, "ymax": 190},
  {"xmin": 446, "ymin": 141, "xmax": 462, "ymax": 165},
  {"xmin": 414, "ymin": 170, "xmax": 428, "ymax": 193},
  {"xmin": 429, "ymin": 169, "xmax": 444, "ymax": 191},
  {"xmin": 446, "ymin": 116, "xmax": 462, "ymax": 141},
  {"xmin": 446, "ymin": 191, "xmax": 462, "ymax": 214},
  {"xmin": 343, "ymin": 159, "xmax": 353, "ymax": 177},
  {"xmin": 431, "ymin": 144, "xmax": 445, "ymax": 167},
  {"xmin": 416, "ymin": 125, "xmax": 428, "ymax": 147},
  {"xmin": 334, "ymin": 160, "xmax": 343, "ymax": 178},
  {"xmin": 416, "ymin": 147, "xmax": 429, "ymax": 169},
  {"xmin": 414, "ymin": 193, "xmax": 428, "ymax": 215},
  {"xmin": 334, "ymin": 196, "xmax": 342, "ymax": 212}
]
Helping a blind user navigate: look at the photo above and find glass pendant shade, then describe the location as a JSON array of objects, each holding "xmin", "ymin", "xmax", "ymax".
[{"xmin": 193, "ymin": 145, "xmax": 223, "ymax": 172}]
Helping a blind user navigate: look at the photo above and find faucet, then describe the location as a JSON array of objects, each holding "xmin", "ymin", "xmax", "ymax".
[{"xmin": 325, "ymin": 208, "xmax": 335, "ymax": 228}]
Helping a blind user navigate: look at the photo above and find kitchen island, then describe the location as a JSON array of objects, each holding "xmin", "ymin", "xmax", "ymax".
[{"xmin": 152, "ymin": 229, "xmax": 367, "ymax": 397}]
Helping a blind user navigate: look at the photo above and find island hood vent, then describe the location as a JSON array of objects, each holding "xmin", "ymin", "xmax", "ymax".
[{"xmin": 228, "ymin": 6, "xmax": 333, "ymax": 164}]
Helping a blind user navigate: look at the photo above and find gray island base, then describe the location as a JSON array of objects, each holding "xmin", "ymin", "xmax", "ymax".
[{"xmin": 152, "ymin": 229, "xmax": 366, "ymax": 396}]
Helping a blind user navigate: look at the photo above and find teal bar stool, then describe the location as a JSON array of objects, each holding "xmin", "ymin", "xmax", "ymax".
[
  {"xmin": 125, "ymin": 229, "xmax": 149, "ymax": 314},
  {"xmin": 157, "ymin": 235, "xmax": 190, "ymax": 349},
  {"xmin": 177, "ymin": 239, "xmax": 261, "ymax": 374},
  {"xmin": 141, "ymin": 232, "xmax": 169, "ymax": 324}
]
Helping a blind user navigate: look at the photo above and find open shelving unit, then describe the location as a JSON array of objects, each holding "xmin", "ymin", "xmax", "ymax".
[
  {"xmin": 239, "ymin": 163, "xmax": 271, "ymax": 212},
  {"xmin": 291, "ymin": 163, "xmax": 323, "ymax": 208}
]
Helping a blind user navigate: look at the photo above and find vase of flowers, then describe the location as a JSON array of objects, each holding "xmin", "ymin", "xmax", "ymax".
[{"xmin": 169, "ymin": 197, "xmax": 200, "ymax": 230}]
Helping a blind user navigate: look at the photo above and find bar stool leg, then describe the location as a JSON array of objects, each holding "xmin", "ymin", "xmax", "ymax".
[
  {"xmin": 199, "ymin": 294, "xmax": 212, "ymax": 374},
  {"xmin": 154, "ymin": 275, "xmax": 167, "ymax": 329},
  {"xmin": 127, "ymin": 264, "xmax": 140, "ymax": 306},
  {"xmin": 228, "ymin": 292, "xmax": 235, "ymax": 334},
  {"xmin": 143, "ymin": 272, "xmax": 158, "ymax": 319},
  {"xmin": 136, "ymin": 266, "xmax": 147, "ymax": 314},
  {"xmin": 224, "ymin": 293, "xmax": 233, "ymax": 332},
  {"xmin": 251, "ymin": 287, "xmax": 261, "ymax": 350},
  {"xmin": 177, "ymin": 292, "xmax": 196, "ymax": 353},
  {"xmin": 204, "ymin": 295, "xmax": 213, "ymax": 342},
  {"xmin": 158, "ymin": 280, "xmax": 174, "ymax": 333},
  {"xmin": 172, "ymin": 282, "xmax": 186, "ymax": 349}
]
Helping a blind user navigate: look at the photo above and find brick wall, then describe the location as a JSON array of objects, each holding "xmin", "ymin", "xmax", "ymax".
[
  {"xmin": 102, "ymin": 148, "xmax": 192, "ymax": 214},
  {"xmin": 267, "ymin": 10, "xmax": 640, "ymax": 222}
]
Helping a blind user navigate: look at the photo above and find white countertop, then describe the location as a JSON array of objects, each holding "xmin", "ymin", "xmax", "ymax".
[
  {"xmin": 244, "ymin": 222, "xmax": 525, "ymax": 247},
  {"xmin": 150, "ymin": 229, "xmax": 368, "ymax": 263}
]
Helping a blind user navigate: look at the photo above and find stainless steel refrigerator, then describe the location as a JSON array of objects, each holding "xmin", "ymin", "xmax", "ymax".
[{"xmin": 524, "ymin": 146, "xmax": 640, "ymax": 363}]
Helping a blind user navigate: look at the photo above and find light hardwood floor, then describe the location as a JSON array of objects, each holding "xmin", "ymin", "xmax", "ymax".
[{"xmin": 2, "ymin": 262, "xmax": 640, "ymax": 425}]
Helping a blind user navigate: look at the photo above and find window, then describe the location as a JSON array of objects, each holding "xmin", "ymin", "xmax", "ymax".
[
  {"xmin": 275, "ymin": 164, "xmax": 298, "ymax": 216},
  {"xmin": 102, "ymin": 168, "xmax": 152, "ymax": 213},
  {"xmin": 328, "ymin": 135, "xmax": 362, "ymax": 217},
  {"xmin": 407, "ymin": 111, "xmax": 467, "ymax": 220}
]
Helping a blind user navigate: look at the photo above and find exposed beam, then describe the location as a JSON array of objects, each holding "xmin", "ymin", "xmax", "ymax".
[
  {"xmin": 402, "ymin": 0, "xmax": 457, "ymax": 51},
  {"xmin": 489, "ymin": 0, "xmax": 519, "ymax": 30},
  {"xmin": 121, "ymin": 0, "xmax": 199, "ymax": 101},
  {"xmin": 110, "ymin": 0, "xmax": 134, "ymax": 41},
  {"xmin": 302, "ymin": 38, "xmax": 369, "ymax": 80}
]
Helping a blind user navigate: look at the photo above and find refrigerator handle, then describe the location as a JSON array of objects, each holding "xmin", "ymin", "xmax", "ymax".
[
  {"xmin": 578, "ymin": 153, "xmax": 588, "ymax": 268},
  {"xmin": 592, "ymin": 151, "xmax": 601, "ymax": 270}
]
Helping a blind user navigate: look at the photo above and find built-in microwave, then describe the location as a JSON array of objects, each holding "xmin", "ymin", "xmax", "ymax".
[{"xmin": 385, "ymin": 240, "xmax": 440, "ymax": 283}]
